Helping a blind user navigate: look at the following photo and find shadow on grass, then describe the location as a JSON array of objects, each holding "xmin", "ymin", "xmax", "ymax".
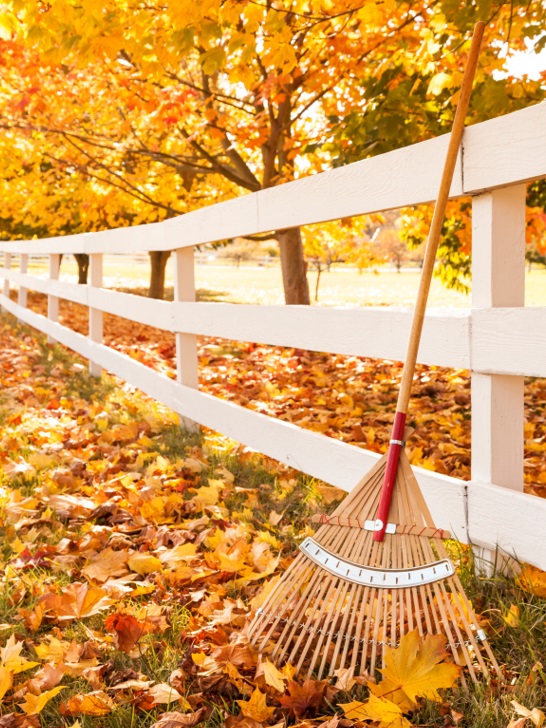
[{"xmin": 112, "ymin": 285, "xmax": 231, "ymax": 303}]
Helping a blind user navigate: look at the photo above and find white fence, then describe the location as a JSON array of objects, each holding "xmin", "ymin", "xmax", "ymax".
[{"xmin": 1, "ymin": 102, "xmax": 545, "ymax": 571}]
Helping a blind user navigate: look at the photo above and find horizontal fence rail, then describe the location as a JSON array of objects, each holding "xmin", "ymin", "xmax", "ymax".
[{"xmin": 1, "ymin": 101, "xmax": 546, "ymax": 572}]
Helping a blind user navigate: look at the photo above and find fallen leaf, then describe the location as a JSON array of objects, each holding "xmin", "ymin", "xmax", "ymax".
[
  {"xmin": 332, "ymin": 666, "xmax": 356, "ymax": 692},
  {"xmin": 509, "ymin": 700, "xmax": 545, "ymax": 727},
  {"xmin": 18, "ymin": 685, "xmax": 66, "ymax": 715},
  {"xmin": 150, "ymin": 709, "xmax": 206, "ymax": 728},
  {"xmin": 26, "ymin": 662, "xmax": 66, "ymax": 694},
  {"xmin": 0, "ymin": 715, "xmax": 40, "ymax": 728},
  {"xmin": 104, "ymin": 613, "xmax": 161, "ymax": 654},
  {"xmin": 0, "ymin": 665, "xmax": 14, "ymax": 701},
  {"xmin": 82, "ymin": 548, "xmax": 129, "ymax": 583},
  {"xmin": 502, "ymin": 604, "xmax": 521, "ymax": 628},
  {"xmin": 255, "ymin": 658, "xmax": 287, "ymax": 692},
  {"xmin": 279, "ymin": 679, "xmax": 328, "ymax": 718},
  {"xmin": 518, "ymin": 566, "xmax": 546, "ymax": 598},
  {"xmin": 127, "ymin": 552, "xmax": 163, "ymax": 575},
  {"xmin": 59, "ymin": 691, "xmax": 116, "ymax": 716},
  {"xmin": 1, "ymin": 634, "xmax": 39, "ymax": 674},
  {"xmin": 146, "ymin": 683, "xmax": 184, "ymax": 705},
  {"xmin": 340, "ymin": 695, "xmax": 412, "ymax": 727},
  {"xmin": 39, "ymin": 583, "xmax": 115, "ymax": 620},
  {"xmin": 225, "ymin": 717, "xmax": 263, "ymax": 728},
  {"xmin": 237, "ymin": 688, "xmax": 275, "ymax": 722},
  {"xmin": 369, "ymin": 630, "xmax": 461, "ymax": 710}
]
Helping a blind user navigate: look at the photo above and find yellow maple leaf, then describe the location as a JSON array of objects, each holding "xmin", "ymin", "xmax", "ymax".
[
  {"xmin": 0, "ymin": 634, "xmax": 39, "ymax": 674},
  {"xmin": 237, "ymin": 687, "xmax": 276, "ymax": 722},
  {"xmin": 340, "ymin": 695, "xmax": 412, "ymax": 727},
  {"xmin": 255, "ymin": 658, "xmax": 287, "ymax": 692},
  {"xmin": 158, "ymin": 543, "xmax": 198, "ymax": 567},
  {"xmin": 34, "ymin": 636, "xmax": 70, "ymax": 664},
  {"xmin": 190, "ymin": 481, "xmax": 222, "ymax": 509},
  {"xmin": 0, "ymin": 665, "xmax": 13, "ymax": 701},
  {"xmin": 502, "ymin": 603, "xmax": 521, "ymax": 628},
  {"xmin": 518, "ymin": 565, "xmax": 546, "ymax": 598},
  {"xmin": 369, "ymin": 630, "xmax": 461, "ymax": 711},
  {"xmin": 127, "ymin": 552, "xmax": 163, "ymax": 575},
  {"xmin": 19, "ymin": 685, "xmax": 66, "ymax": 715}
]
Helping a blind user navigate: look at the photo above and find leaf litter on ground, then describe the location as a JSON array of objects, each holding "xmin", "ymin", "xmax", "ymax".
[{"xmin": 0, "ymin": 311, "xmax": 545, "ymax": 727}]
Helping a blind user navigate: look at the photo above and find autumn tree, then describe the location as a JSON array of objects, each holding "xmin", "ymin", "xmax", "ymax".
[
  {"xmin": 2, "ymin": 0, "xmax": 545, "ymax": 301},
  {"xmin": 324, "ymin": 1, "xmax": 546, "ymax": 289},
  {"xmin": 303, "ymin": 218, "xmax": 384, "ymax": 301}
]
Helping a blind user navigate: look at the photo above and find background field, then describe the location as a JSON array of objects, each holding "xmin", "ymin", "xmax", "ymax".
[{"xmin": 27, "ymin": 254, "xmax": 546, "ymax": 307}]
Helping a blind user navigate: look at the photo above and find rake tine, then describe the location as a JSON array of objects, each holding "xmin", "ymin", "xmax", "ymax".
[
  {"xmin": 313, "ymin": 528, "xmax": 371, "ymax": 677},
  {"xmin": 310, "ymin": 577, "xmax": 351, "ymax": 678}
]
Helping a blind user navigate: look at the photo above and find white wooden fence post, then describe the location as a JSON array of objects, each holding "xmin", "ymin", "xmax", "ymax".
[
  {"xmin": 174, "ymin": 247, "xmax": 199, "ymax": 431},
  {"xmin": 88, "ymin": 253, "xmax": 103, "ymax": 377},
  {"xmin": 18, "ymin": 254, "xmax": 28, "ymax": 309},
  {"xmin": 3, "ymin": 253, "xmax": 12, "ymax": 298},
  {"xmin": 47, "ymin": 254, "xmax": 61, "ymax": 344},
  {"xmin": 471, "ymin": 184, "xmax": 526, "ymax": 573}
]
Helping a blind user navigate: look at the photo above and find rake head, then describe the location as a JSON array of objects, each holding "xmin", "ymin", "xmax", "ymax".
[{"xmin": 248, "ymin": 451, "xmax": 501, "ymax": 686}]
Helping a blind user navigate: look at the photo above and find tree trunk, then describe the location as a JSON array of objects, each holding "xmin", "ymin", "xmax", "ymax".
[
  {"xmin": 74, "ymin": 254, "xmax": 89, "ymax": 284},
  {"xmin": 277, "ymin": 227, "xmax": 310, "ymax": 305},
  {"xmin": 149, "ymin": 250, "xmax": 171, "ymax": 299},
  {"xmin": 314, "ymin": 265, "xmax": 322, "ymax": 303}
]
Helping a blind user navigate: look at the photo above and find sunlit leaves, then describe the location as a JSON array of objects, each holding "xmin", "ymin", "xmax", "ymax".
[
  {"xmin": 236, "ymin": 688, "xmax": 276, "ymax": 722},
  {"xmin": 59, "ymin": 691, "xmax": 116, "ymax": 716},
  {"xmin": 39, "ymin": 583, "xmax": 115, "ymax": 621},
  {"xmin": 339, "ymin": 631, "xmax": 460, "ymax": 726},
  {"xmin": 369, "ymin": 631, "xmax": 461, "ymax": 710},
  {"xmin": 18, "ymin": 685, "xmax": 66, "ymax": 716}
]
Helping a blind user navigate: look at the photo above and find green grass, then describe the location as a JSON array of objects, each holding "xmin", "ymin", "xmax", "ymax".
[{"xmin": 24, "ymin": 254, "xmax": 546, "ymax": 307}]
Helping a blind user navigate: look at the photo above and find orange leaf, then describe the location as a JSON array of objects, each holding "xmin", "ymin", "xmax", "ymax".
[
  {"xmin": 59, "ymin": 691, "xmax": 116, "ymax": 716},
  {"xmin": 104, "ymin": 613, "xmax": 159, "ymax": 654},
  {"xmin": 39, "ymin": 583, "xmax": 114, "ymax": 621}
]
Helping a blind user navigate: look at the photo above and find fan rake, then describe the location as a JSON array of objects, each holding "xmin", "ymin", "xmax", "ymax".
[{"xmin": 248, "ymin": 22, "xmax": 502, "ymax": 686}]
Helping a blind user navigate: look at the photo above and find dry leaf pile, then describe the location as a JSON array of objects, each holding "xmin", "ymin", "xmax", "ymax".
[
  {"xmin": 20, "ymin": 292, "xmax": 546, "ymax": 494},
  {"xmin": 0, "ymin": 304, "xmax": 545, "ymax": 727}
]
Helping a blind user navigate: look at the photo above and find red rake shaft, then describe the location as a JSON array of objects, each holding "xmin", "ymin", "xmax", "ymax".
[{"xmin": 373, "ymin": 21, "xmax": 485, "ymax": 542}]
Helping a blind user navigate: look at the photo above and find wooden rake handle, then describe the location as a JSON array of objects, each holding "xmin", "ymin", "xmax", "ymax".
[{"xmin": 373, "ymin": 22, "xmax": 485, "ymax": 542}]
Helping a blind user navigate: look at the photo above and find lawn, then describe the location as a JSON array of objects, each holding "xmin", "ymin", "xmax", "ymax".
[
  {"xmin": 0, "ymin": 313, "xmax": 545, "ymax": 728},
  {"xmin": 26, "ymin": 254, "xmax": 546, "ymax": 307}
]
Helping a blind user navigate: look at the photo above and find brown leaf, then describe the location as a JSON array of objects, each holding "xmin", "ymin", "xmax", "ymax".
[
  {"xmin": 212, "ymin": 642, "xmax": 256, "ymax": 670},
  {"xmin": 105, "ymin": 612, "xmax": 166, "ymax": 654},
  {"xmin": 0, "ymin": 715, "xmax": 40, "ymax": 728},
  {"xmin": 279, "ymin": 679, "xmax": 328, "ymax": 718},
  {"xmin": 225, "ymin": 716, "xmax": 263, "ymax": 728}
]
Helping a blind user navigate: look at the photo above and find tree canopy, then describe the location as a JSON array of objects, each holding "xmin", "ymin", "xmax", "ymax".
[{"xmin": 1, "ymin": 0, "xmax": 545, "ymax": 299}]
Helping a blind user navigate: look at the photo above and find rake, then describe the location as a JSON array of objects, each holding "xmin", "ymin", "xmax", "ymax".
[{"xmin": 248, "ymin": 22, "xmax": 501, "ymax": 685}]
